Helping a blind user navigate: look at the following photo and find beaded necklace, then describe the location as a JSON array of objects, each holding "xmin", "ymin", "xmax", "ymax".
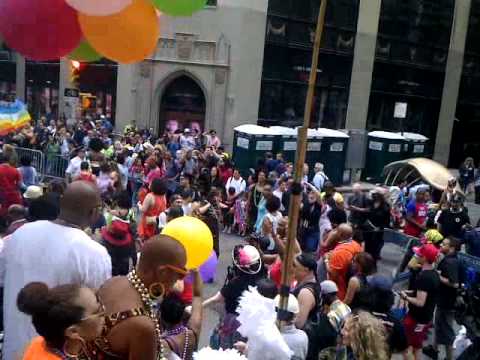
[
  {"xmin": 163, "ymin": 325, "xmax": 190, "ymax": 360},
  {"xmin": 127, "ymin": 270, "xmax": 166, "ymax": 360}
]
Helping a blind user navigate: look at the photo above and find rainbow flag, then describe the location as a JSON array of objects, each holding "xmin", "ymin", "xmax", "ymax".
[{"xmin": 0, "ymin": 100, "xmax": 31, "ymax": 136}]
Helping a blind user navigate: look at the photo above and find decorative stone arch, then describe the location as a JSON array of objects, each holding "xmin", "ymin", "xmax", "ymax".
[{"xmin": 150, "ymin": 69, "xmax": 211, "ymax": 134}]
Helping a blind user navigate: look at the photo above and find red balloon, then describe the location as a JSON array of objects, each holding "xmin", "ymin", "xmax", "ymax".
[{"xmin": 0, "ymin": 0, "xmax": 82, "ymax": 61}]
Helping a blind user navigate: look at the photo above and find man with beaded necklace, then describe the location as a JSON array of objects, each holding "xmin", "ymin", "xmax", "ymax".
[{"xmin": 86, "ymin": 234, "xmax": 188, "ymax": 360}]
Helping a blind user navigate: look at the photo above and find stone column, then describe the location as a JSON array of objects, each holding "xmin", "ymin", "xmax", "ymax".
[
  {"xmin": 58, "ymin": 58, "xmax": 73, "ymax": 119},
  {"xmin": 344, "ymin": 0, "xmax": 382, "ymax": 130},
  {"xmin": 115, "ymin": 64, "xmax": 136, "ymax": 133},
  {"xmin": 15, "ymin": 53, "xmax": 25, "ymax": 101},
  {"xmin": 433, "ymin": 0, "xmax": 472, "ymax": 165}
]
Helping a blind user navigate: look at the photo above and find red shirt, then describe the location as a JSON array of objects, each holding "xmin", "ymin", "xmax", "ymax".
[
  {"xmin": 0, "ymin": 164, "xmax": 22, "ymax": 216},
  {"xmin": 404, "ymin": 201, "xmax": 428, "ymax": 237},
  {"xmin": 219, "ymin": 166, "xmax": 233, "ymax": 185}
]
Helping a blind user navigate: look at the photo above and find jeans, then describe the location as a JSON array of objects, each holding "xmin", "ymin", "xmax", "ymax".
[
  {"xmin": 302, "ymin": 230, "xmax": 320, "ymax": 253},
  {"xmin": 364, "ymin": 230, "xmax": 385, "ymax": 260}
]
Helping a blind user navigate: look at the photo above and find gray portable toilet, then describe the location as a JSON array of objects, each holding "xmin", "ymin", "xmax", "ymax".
[
  {"xmin": 398, "ymin": 132, "xmax": 430, "ymax": 159},
  {"xmin": 232, "ymin": 125, "xmax": 279, "ymax": 177},
  {"xmin": 363, "ymin": 131, "xmax": 407, "ymax": 182}
]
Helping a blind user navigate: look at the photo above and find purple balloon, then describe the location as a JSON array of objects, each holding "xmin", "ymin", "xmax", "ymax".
[{"xmin": 199, "ymin": 251, "xmax": 218, "ymax": 283}]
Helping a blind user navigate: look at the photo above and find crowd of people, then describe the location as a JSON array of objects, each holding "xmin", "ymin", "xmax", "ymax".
[{"xmin": 0, "ymin": 115, "xmax": 478, "ymax": 360}]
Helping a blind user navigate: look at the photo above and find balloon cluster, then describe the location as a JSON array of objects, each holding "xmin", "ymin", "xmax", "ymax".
[{"xmin": 0, "ymin": 0, "xmax": 207, "ymax": 63}]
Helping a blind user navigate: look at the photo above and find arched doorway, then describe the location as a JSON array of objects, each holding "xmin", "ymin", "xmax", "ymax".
[{"xmin": 159, "ymin": 75, "xmax": 206, "ymax": 134}]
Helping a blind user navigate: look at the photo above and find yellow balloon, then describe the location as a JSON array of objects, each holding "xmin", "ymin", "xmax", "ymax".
[
  {"xmin": 161, "ymin": 216, "xmax": 213, "ymax": 270},
  {"xmin": 78, "ymin": 0, "xmax": 159, "ymax": 64}
]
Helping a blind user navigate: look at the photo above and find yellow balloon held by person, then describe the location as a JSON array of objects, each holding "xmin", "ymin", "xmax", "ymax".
[{"xmin": 161, "ymin": 216, "xmax": 213, "ymax": 270}]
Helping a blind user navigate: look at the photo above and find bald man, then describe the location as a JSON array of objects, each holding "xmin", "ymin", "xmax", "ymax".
[
  {"xmin": 326, "ymin": 223, "xmax": 361, "ymax": 301},
  {"xmin": 1, "ymin": 181, "xmax": 112, "ymax": 360},
  {"xmin": 90, "ymin": 235, "xmax": 187, "ymax": 360}
]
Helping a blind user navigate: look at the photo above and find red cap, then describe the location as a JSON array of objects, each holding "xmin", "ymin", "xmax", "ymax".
[
  {"xmin": 101, "ymin": 220, "xmax": 132, "ymax": 247},
  {"xmin": 413, "ymin": 243, "xmax": 439, "ymax": 264}
]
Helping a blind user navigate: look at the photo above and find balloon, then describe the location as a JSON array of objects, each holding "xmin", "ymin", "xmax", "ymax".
[
  {"xmin": 78, "ymin": 0, "xmax": 159, "ymax": 64},
  {"xmin": 66, "ymin": 0, "xmax": 132, "ymax": 16},
  {"xmin": 0, "ymin": 0, "xmax": 82, "ymax": 61},
  {"xmin": 152, "ymin": 0, "xmax": 207, "ymax": 17},
  {"xmin": 199, "ymin": 251, "xmax": 218, "ymax": 282},
  {"xmin": 161, "ymin": 216, "xmax": 213, "ymax": 270},
  {"xmin": 68, "ymin": 40, "xmax": 102, "ymax": 62}
]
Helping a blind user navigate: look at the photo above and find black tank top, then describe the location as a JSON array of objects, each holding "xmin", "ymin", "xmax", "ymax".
[{"xmin": 292, "ymin": 281, "xmax": 320, "ymax": 321}]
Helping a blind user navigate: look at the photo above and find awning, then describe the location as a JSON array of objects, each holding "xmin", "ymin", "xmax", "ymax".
[{"xmin": 383, "ymin": 157, "xmax": 461, "ymax": 192}]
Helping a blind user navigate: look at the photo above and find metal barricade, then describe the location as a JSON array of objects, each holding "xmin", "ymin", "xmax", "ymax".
[
  {"xmin": 13, "ymin": 146, "xmax": 45, "ymax": 181},
  {"xmin": 44, "ymin": 154, "xmax": 69, "ymax": 180}
]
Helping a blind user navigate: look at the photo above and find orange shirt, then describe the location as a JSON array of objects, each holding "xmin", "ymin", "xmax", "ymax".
[
  {"xmin": 328, "ymin": 241, "xmax": 362, "ymax": 300},
  {"xmin": 22, "ymin": 337, "xmax": 61, "ymax": 360}
]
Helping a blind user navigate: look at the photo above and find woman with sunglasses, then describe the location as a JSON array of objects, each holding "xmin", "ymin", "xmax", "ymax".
[
  {"xmin": 85, "ymin": 234, "xmax": 188, "ymax": 360},
  {"xmin": 18, "ymin": 282, "xmax": 105, "ymax": 359}
]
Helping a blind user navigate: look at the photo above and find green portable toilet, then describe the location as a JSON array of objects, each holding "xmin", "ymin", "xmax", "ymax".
[
  {"xmin": 232, "ymin": 125, "xmax": 279, "ymax": 177},
  {"xmin": 270, "ymin": 126, "xmax": 297, "ymax": 163},
  {"xmin": 304, "ymin": 128, "xmax": 323, "ymax": 179},
  {"xmin": 363, "ymin": 131, "xmax": 407, "ymax": 182},
  {"xmin": 316, "ymin": 128, "xmax": 349, "ymax": 185},
  {"xmin": 398, "ymin": 132, "xmax": 430, "ymax": 159}
]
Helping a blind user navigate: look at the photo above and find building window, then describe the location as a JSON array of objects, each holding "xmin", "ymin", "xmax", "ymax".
[{"xmin": 206, "ymin": 0, "xmax": 217, "ymax": 6}]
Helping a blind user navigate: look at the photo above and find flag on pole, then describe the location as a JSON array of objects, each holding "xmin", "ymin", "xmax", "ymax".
[{"xmin": 0, "ymin": 99, "xmax": 31, "ymax": 136}]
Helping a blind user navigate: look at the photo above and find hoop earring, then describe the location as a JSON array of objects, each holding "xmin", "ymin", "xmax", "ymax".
[
  {"xmin": 149, "ymin": 282, "xmax": 165, "ymax": 299},
  {"xmin": 63, "ymin": 338, "xmax": 84, "ymax": 359}
]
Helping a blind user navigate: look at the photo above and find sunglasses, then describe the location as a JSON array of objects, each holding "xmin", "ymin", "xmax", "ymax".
[{"xmin": 161, "ymin": 264, "xmax": 188, "ymax": 278}]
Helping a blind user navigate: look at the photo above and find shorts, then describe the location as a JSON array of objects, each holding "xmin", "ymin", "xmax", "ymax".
[
  {"xmin": 434, "ymin": 308, "xmax": 456, "ymax": 346},
  {"xmin": 403, "ymin": 314, "xmax": 432, "ymax": 349}
]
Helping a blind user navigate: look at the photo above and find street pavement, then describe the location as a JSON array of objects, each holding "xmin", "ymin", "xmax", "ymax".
[{"xmin": 199, "ymin": 201, "xmax": 480, "ymax": 357}]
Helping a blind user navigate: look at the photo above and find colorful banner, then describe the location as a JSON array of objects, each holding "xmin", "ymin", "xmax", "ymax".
[{"xmin": 0, "ymin": 100, "xmax": 31, "ymax": 136}]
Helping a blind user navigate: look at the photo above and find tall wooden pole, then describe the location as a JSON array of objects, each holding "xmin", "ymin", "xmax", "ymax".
[{"xmin": 277, "ymin": 0, "xmax": 328, "ymax": 321}]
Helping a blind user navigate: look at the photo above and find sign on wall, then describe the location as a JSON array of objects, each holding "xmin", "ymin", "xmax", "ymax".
[
  {"xmin": 237, "ymin": 137, "xmax": 249, "ymax": 149},
  {"xmin": 369, "ymin": 141, "xmax": 383, "ymax": 151},
  {"xmin": 388, "ymin": 144, "xmax": 402, "ymax": 153},
  {"xmin": 256, "ymin": 141, "xmax": 273, "ymax": 151}
]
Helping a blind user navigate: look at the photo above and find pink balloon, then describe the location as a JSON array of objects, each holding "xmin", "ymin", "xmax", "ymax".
[
  {"xmin": 66, "ymin": 0, "xmax": 133, "ymax": 16},
  {"xmin": 0, "ymin": 0, "xmax": 82, "ymax": 61}
]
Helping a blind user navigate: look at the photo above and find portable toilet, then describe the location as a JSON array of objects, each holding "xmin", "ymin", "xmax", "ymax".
[
  {"xmin": 270, "ymin": 126, "xmax": 297, "ymax": 163},
  {"xmin": 398, "ymin": 132, "xmax": 430, "ymax": 159},
  {"xmin": 316, "ymin": 128, "xmax": 350, "ymax": 185},
  {"xmin": 363, "ymin": 131, "xmax": 407, "ymax": 182},
  {"xmin": 232, "ymin": 125, "xmax": 279, "ymax": 177}
]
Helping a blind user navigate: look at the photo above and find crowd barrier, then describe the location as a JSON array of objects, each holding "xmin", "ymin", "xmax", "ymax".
[
  {"xmin": 13, "ymin": 147, "xmax": 68, "ymax": 181},
  {"xmin": 43, "ymin": 154, "xmax": 69, "ymax": 180},
  {"xmin": 14, "ymin": 147, "xmax": 45, "ymax": 180},
  {"xmin": 381, "ymin": 228, "xmax": 480, "ymax": 284}
]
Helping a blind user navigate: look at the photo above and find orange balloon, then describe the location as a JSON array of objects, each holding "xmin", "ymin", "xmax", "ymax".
[{"xmin": 78, "ymin": 0, "xmax": 159, "ymax": 64}]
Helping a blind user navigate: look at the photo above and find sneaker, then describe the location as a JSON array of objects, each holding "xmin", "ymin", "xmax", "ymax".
[{"xmin": 422, "ymin": 345, "xmax": 439, "ymax": 360}]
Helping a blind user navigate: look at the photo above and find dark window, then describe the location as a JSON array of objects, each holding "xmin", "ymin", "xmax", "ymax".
[
  {"xmin": 376, "ymin": 0, "xmax": 454, "ymax": 67},
  {"xmin": 261, "ymin": 0, "xmax": 359, "ymax": 128},
  {"xmin": 451, "ymin": 0, "xmax": 480, "ymax": 166},
  {"xmin": 206, "ymin": 0, "xmax": 217, "ymax": 6}
]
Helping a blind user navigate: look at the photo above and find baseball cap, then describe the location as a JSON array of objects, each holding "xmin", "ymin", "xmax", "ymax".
[
  {"xmin": 274, "ymin": 294, "xmax": 300, "ymax": 314},
  {"xmin": 413, "ymin": 243, "xmax": 439, "ymax": 263},
  {"xmin": 320, "ymin": 280, "xmax": 338, "ymax": 295},
  {"xmin": 23, "ymin": 185, "xmax": 43, "ymax": 200},
  {"xmin": 424, "ymin": 229, "xmax": 444, "ymax": 245}
]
